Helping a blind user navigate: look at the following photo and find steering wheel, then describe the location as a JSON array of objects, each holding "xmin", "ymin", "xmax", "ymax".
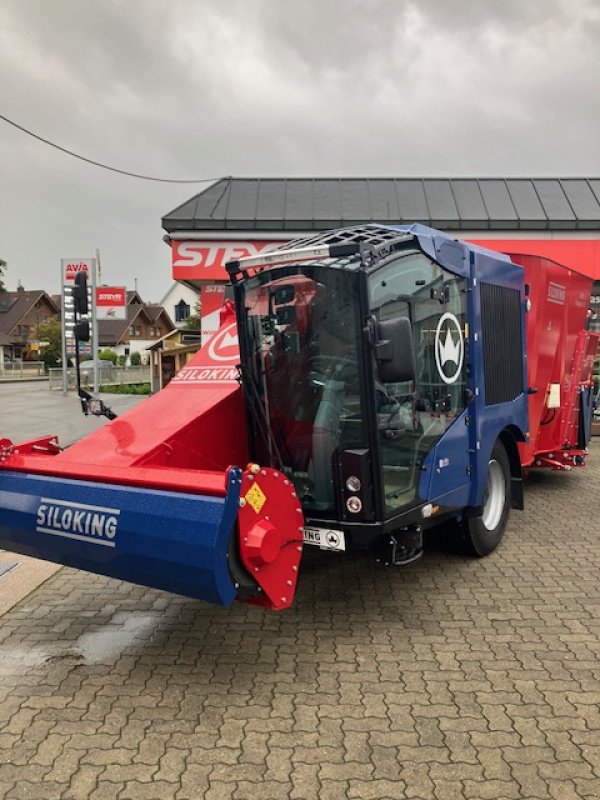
[{"xmin": 307, "ymin": 355, "xmax": 356, "ymax": 386}]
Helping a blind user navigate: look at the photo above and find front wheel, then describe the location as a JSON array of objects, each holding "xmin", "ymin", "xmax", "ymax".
[{"xmin": 461, "ymin": 441, "xmax": 511, "ymax": 557}]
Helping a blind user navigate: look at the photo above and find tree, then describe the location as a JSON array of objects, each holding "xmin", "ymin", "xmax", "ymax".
[
  {"xmin": 98, "ymin": 349, "xmax": 118, "ymax": 364},
  {"xmin": 28, "ymin": 319, "xmax": 62, "ymax": 370},
  {"xmin": 183, "ymin": 299, "xmax": 202, "ymax": 330},
  {"xmin": 130, "ymin": 351, "xmax": 142, "ymax": 366},
  {"xmin": 0, "ymin": 259, "xmax": 6, "ymax": 293}
]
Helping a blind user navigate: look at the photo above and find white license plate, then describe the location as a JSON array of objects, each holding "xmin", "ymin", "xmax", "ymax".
[{"xmin": 303, "ymin": 527, "xmax": 346, "ymax": 552}]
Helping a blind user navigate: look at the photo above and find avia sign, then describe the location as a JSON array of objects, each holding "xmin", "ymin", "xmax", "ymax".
[
  {"xmin": 172, "ymin": 240, "xmax": 288, "ymax": 282},
  {"xmin": 96, "ymin": 287, "xmax": 127, "ymax": 320},
  {"xmin": 61, "ymin": 258, "xmax": 95, "ymax": 283}
]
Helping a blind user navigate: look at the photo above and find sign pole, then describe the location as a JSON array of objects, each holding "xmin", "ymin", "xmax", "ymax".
[
  {"xmin": 92, "ymin": 258, "xmax": 98, "ymax": 394},
  {"xmin": 61, "ymin": 274, "xmax": 68, "ymax": 395},
  {"xmin": 61, "ymin": 258, "xmax": 95, "ymax": 395}
]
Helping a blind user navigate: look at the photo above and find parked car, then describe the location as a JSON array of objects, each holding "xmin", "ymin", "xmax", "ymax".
[{"xmin": 77, "ymin": 360, "xmax": 115, "ymax": 385}]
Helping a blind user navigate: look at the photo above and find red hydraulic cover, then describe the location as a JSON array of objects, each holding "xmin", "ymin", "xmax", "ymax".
[{"xmin": 510, "ymin": 254, "xmax": 598, "ymax": 468}]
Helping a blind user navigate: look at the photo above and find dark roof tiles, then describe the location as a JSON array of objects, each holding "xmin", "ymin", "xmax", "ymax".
[{"xmin": 163, "ymin": 177, "xmax": 600, "ymax": 233}]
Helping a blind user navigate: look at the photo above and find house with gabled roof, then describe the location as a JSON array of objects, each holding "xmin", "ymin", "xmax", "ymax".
[
  {"xmin": 97, "ymin": 295, "xmax": 175, "ymax": 364},
  {"xmin": 0, "ymin": 290, "xmax": 59, "ymax": 363}
]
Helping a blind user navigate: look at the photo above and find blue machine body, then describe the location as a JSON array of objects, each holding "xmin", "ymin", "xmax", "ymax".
[
  {"xmin": 383, "ymin": 224, "xmax": 529, "ymax": 512},
  {"xmin": 0, "ymin": 468, "xmax": 242, "ymax": 606}
]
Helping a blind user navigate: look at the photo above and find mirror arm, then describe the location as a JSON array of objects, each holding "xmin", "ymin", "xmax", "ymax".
[{"xmin": 78, "ymin": 388, "xmax": 117, "ymax": 421}]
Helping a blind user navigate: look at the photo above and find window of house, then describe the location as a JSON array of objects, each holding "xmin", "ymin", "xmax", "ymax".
[{"xmin": 175, "ymin": 300, "xmax": 191, "ymax": 322}]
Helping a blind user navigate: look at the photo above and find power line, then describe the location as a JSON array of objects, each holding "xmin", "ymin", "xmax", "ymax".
[{"xmin": 0, "ymin": 114, "xmax": 226, "ymax": 184}]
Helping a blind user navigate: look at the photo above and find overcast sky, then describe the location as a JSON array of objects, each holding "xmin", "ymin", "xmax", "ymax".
[{"xmin": 1, "ymin": 0, "xmax": 599, "ymax": 301}]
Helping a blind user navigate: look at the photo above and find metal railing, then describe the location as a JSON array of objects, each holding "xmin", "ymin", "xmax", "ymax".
[
  {"xmin": 0, "ymin": 361, "xmax": 46, "ymax": 379},
  {"xmin": 48, "ymin": 365, "xmax": 151, "ymax": 391}
]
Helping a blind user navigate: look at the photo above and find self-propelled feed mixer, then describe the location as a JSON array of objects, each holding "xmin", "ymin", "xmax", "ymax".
[{"xmin": 0, "ymin": 225, "xmax": 597, "ymax": 610}]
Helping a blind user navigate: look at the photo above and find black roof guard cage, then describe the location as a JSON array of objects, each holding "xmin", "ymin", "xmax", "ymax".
[{"xmin": 225, "ymin": 224, "xmax": 416, "ymax": 280}]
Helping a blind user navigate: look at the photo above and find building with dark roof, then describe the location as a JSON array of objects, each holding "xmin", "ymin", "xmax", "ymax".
[
  {"xmin": 0, "ymin": 290, "xmax": 59, "ymax": 363},
  {"xmin": 163, "ymin": 177, "xmax": 600, "ymax": 234},
  {"xmin": 161, "ymin": 177, "xmax": 600, "ymax": 340},
  {"xmin": 96, "ymin": 296, "xmax": 175, "ymax": 363}
]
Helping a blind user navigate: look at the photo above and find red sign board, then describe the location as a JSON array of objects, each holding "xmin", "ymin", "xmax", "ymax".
[
  {"xmin": 172, "ymin": 240, "xmax": 286, "ymax": 282},
  {"xmin": 201, "ymin": 284, "xmax": 226, "ymax": 342},
  {"xmin": 95, "ymin": 286, "xmax": 127, "ymax": 320}
]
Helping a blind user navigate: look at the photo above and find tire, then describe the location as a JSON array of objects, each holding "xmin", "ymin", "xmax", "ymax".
[{"xmin": 461, "ymin": 440, "xmax": 511, "ymax": 557}]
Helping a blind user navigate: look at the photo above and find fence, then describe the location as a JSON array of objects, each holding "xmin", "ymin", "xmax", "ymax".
[
  {"xmin": 0, "ymin": 361, "xmax": 46, "ymax": 379},
  {"xmin": 48, "ymin": 365, "xmax": 151, "ymax": 391}
]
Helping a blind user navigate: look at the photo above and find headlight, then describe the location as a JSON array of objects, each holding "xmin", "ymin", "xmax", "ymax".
[
  {"xmin": 346, "ymin": 496, "xmax": 362, "ymax": 514},
  {"xmin": 345, "ymin": 475, "xmax": 362, "ymax": 493}
]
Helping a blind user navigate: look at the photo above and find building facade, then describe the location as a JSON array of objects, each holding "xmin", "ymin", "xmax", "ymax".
[
  {"xmin": 0, "ymin": 290, "xmax": 59, "ymax": 363},
  {"xmin": 162, "ymin": 177, "xmax": 600, "ymax": 339}
]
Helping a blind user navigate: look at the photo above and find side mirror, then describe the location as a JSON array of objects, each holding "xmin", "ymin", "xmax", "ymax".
[
  {"xmin": 374, "ymin": 317, "xmax": 415, "ymax": 383},
  {"xmin": 272, "ymin": 285, "xmax": 295, "ymax": 304},
  {"xmin": 73, "ymin": 272, "xmax": 89, "ymax": 315},
  {"xmin": 276, "ymin": 306, "xmax": 297, "ymax": 326}
]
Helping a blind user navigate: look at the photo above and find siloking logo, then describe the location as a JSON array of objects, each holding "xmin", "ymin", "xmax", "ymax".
[
  {"xmin": 36, "ymin": 497, "xmax": 120, "ymax": 548},
  {"xmin": 547, "ymin": 282, "xmax": 566, "ymax": 305},
  {"xmin": 172, "ymin": 322, "xmax": 239, "ymax": 385},
  {"xmin": 172, "ymin": 240, "xmax": 287, "ymax": 281}
]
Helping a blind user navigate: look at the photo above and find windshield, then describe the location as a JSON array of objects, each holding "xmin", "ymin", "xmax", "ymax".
[{"xmin": 239, "ymin": 266, "xmax": 368, "ymax": 516}]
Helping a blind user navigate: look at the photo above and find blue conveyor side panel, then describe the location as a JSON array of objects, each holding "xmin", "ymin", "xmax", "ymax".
[{"xmin": 0, "ymin": 469, "xmax": 242, "ymax": 607}]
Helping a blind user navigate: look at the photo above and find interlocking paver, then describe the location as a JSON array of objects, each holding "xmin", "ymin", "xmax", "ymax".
[{"xmin": 2, "ymin": 441, "xmax": 600, "ymax": 799}]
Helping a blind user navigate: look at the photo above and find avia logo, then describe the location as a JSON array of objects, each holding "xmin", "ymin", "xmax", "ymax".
[
  {"xmin": 435, "ymin": 313, "xmax": 464, "ymax": 385},
  {"xmin": 64, "ymin": 262, "xmax": 91, "ymax": 281},
  {"xmin": 36, "ymin": 498, "xmax": 120, "ymax": 548}
]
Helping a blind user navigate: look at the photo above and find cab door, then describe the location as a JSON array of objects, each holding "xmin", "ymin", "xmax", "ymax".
[{"xmin": 369, "ymin": 252, "xmax": 470, "ymax": 518}]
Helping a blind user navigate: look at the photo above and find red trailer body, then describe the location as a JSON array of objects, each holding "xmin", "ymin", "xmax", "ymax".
[{"xmin": 511, "ymin": 254, "xmax": 598, "ymax": 470}]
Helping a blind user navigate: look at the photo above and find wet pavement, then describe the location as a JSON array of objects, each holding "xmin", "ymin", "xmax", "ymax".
[
  {"xmin": 0, "ymin": 381, "xmax": 145, "ymax": 448},
  {"xmin": 1, "ymin": 383, "xmax": 600, "ymax": 798},
  {"xmin": 0, "ymin": 381, "xmax": 146, "ymax": 618}
]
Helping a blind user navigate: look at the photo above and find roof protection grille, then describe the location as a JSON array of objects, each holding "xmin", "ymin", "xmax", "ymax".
[
  {"xmin": 226, "ymin": 225, "xmax": 416, "ymax": 278},
  {"xmin": 273, "ymin": 224, "xmax": 411, "ymax": 251}
]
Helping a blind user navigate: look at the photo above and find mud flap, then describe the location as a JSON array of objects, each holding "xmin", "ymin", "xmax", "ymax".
[{"xmin": 0, "ymin": 468, "xmax": 243, "ymax": 607}]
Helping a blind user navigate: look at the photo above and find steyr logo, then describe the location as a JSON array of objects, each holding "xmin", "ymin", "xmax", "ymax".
[{"xmin": 435, "ymin": 313, "xmax": 464, "ymax": 385}]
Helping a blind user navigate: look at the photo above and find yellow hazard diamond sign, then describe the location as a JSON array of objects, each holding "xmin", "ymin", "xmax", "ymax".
[{"xmin": 245, "ymin": 482, "xmax": 267, "ymax": 514}]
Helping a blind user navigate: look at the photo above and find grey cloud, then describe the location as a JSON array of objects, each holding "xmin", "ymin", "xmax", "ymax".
[{"xmin": 1, "ymin": 0, "xmax": 599, "ymax": 300}]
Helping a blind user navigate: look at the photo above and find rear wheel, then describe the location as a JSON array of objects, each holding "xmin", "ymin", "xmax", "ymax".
[{"xmin": 461, "ymin": 441, "xmax": 511, "ymax": 557}]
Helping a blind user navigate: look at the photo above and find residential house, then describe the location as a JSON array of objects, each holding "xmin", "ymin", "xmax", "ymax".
[
  {"xmin": 0, "ymin": 290, "xmax": 59, "ymax": 363},
  {"xmin": 147, "ymin": 328, "xmax": 203, "ymax": 391},
  {"xmin": 159, "ymin": 282, "xmax": 200, "ymax": 329},
  {"xmin": 97, "ymin": 292, "xmax": 176, "ymax": 363}
]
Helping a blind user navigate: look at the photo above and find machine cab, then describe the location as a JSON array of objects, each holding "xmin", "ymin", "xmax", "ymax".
[{"xmin": 231, "ymin": 229, "xmax": 471, "ymax": 547}]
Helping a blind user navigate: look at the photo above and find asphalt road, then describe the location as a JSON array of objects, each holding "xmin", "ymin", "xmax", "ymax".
[{"xmin": 0, "ymin": 381, "xmax": 146, "ymax": 446}]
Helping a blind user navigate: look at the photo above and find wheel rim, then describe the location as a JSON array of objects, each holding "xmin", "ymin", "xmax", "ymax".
[{"xmin": 481, "ymin": 459, "xmax": 505, "ymax": 531}]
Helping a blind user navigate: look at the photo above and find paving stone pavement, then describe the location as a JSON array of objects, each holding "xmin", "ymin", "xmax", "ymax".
[{"xmin": 1, "ymin": 444, "xmax": 600, "ymax": 800}]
